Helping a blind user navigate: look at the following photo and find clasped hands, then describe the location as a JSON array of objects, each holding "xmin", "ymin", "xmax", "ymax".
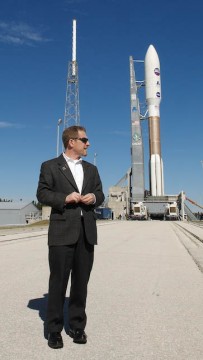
[{"xmin": 65, "ymin": 192, "xmax": 95, "ymax": 205}]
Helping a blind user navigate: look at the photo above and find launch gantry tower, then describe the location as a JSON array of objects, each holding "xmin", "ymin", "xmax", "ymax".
[{"xmin": 64, "ymin": 19, "xmax": 80, "ymax": 128}]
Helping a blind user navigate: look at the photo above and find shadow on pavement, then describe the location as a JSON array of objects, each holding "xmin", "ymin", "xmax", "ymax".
[{"xmin": 27, "ymin": 294, "xmax": 70, "ymax": 338}]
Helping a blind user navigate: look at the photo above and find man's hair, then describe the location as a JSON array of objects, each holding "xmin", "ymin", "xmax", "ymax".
[{"xmin": 62, "ymin": 126, "xmax": 86, "ymax": 149}]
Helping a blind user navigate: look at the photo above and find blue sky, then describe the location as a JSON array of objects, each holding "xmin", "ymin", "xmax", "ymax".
[{"xmin": 0, "ymin": 0, "xmax": 203, "ymax": 210}]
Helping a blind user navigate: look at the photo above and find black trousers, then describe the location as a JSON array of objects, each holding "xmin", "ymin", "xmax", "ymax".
[{"xmin": 46, "ymin": 219, "xmax": 94, "ymax": 332}]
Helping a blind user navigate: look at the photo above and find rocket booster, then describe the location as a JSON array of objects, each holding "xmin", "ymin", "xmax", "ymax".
[{"xmin": 145, "ymin": 45, "xmax": 164, "ymax": 196}]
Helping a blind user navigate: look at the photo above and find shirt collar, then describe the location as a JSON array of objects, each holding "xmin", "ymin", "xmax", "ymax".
[{"xmin": 63, "ymin": 152, "xmax": 82, "ymax": 164}]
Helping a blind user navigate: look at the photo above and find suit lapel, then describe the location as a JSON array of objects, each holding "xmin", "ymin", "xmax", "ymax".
[
  {"xmin": 58, "ymin": 154, "xmax": 78, "ymax": 191},
  {"xmin": 82, "ymin": 161, "xmax": 91, "ymax": 193}
]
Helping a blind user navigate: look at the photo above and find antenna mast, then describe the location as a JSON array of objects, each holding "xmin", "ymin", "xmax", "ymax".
[{"xmin": 64, "ymin": 19, "xmax": 80, "ymax": 128}]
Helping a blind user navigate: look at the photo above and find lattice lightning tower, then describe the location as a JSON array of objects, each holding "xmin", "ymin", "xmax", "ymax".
[{"xmin": 64, "ymin": 20, "xmax": 80, "ymax": 128}]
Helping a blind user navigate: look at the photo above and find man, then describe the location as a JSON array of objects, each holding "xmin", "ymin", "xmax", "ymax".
[{"xmin": 37, "ymin": 126, "xmax": 104, "ymax": 349}]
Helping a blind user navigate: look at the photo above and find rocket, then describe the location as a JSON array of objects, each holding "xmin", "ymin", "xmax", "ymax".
[{"xmin": 144, "ymin": 45, "xmax": 164, "ymax": 196}]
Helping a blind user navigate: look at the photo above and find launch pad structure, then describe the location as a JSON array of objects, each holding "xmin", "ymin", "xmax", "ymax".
[
  {"xmin": 107, "ymin": 46, "xmax": 193, "ymax": 221},
  {"xmin": 61, "ymin": 23, "xmax": 200, "ymax": 221}
]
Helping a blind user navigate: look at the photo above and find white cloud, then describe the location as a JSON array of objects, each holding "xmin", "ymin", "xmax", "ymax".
[
  {"xmin": 0, "ymin": 121, "xmax": 25, "ymax": 128},
  {"xmin": 0, "ymin": 21, "xmax": 50, "ymax": 46},
  {"xmin": 0, "ymin": 122, "xmax": 14, "ymax": 128}
]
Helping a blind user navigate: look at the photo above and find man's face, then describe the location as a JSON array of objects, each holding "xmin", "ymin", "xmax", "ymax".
[{"xmin": 72, "ymin": 130, "xmax": 90, "ymax": 158}]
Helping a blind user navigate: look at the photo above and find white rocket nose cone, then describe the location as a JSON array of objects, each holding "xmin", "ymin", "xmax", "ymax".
[
  {"xmin": 145, "ymin": 44, "xmax": 160, "ymax": 71},
  {"xmin": 145, "ymin": 44, "xmax": 158, "ymax": 61},
  {"xmin": 144, "ymin": 44, "xmax": 161, "ymax": 109}
]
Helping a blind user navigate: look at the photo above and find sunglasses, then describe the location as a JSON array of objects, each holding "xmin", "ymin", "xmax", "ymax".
[{"xmin": 73, "ymin": 137, "xmax": 89, "ymax": 144}]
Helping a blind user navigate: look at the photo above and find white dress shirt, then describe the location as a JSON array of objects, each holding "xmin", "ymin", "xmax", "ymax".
[
  {"xmin": 63, "ymin": 153, "xmax": 96, "ymax": 206},
  {"xmin": 63, "ymin": 153, "xmax": 83, "ymax": 193}
]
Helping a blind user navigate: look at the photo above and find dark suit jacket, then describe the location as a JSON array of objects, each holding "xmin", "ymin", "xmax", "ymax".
[{"xmin": 36, "ymin": 154, "xmax": 104, "ymax": 246}]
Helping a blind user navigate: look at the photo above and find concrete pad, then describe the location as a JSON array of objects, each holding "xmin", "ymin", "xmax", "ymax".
[{"xmin": 0, "ymin": 221, "xmax": 203, "ymax": 359}]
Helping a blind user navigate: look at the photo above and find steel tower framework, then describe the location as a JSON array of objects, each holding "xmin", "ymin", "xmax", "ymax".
[
  {"xmin": 64, "ymin": 20, "xmax": 80, "ymax": 128},
  {"xmin": 129, "ymin": 56, "xmax": 145, "ymax": 202}
]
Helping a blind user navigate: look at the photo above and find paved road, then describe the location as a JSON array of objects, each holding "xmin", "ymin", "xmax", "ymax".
[{"xmin": 1, "ymin": 221, "xmax": 203, "ymax": 360}]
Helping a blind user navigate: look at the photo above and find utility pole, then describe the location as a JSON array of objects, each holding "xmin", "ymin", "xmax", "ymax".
[
  {"xmin": 94, "ymin": 153, "xmax": 97, "ymax": 166},
  {"xmin": 57, "ymin": 118, "xmax": 62, "ymax": 156}
]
